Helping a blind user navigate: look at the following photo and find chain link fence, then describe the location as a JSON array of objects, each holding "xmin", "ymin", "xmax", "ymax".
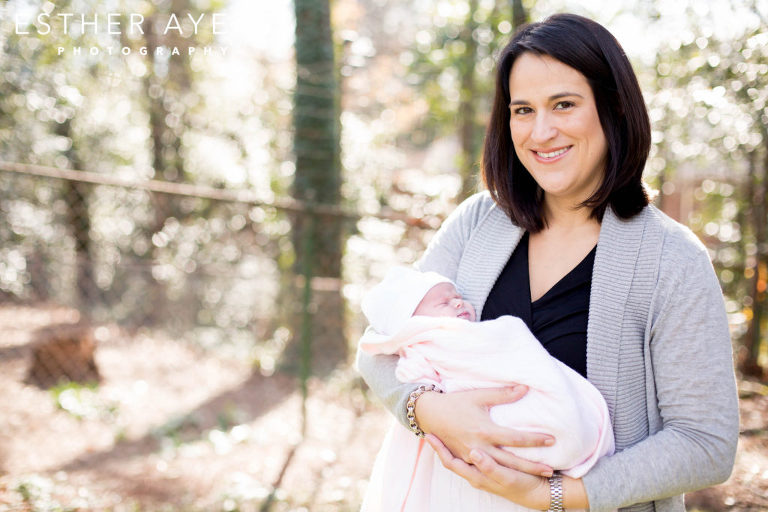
[
  {"xmin": 0, "ymin": 161, "xmax": 446, "ymax": 388},
  {"xmin": 0, "ymin": 161, "xmax": 458, "ymax": 510}
]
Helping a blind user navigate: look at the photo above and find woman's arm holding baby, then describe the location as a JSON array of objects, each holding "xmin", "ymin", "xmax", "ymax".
[
  {"xmin": 356, "ymin": 337, "xmax": 554, "ymax": 478},
  {"xmin": 355, "ymin": 332, "xmax": 416, "ymax": 426},
  {"xmin": 356, "ymin": 192, "xmax": 553, "ymax": 474}
]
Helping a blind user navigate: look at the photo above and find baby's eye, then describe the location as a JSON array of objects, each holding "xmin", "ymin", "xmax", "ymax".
[{"xmin": 554, "ymin": 100, "xmax": 575, "ymax": 110}]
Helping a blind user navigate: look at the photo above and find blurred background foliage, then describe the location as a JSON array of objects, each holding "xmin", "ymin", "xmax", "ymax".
[{"xmin": 2, "ymin": 0, "xmax": 768, "ymax": 376}]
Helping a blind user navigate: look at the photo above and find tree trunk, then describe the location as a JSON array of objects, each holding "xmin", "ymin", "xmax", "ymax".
[
  {"xmin": 282, "ymin": 0, "xmax": 345, "ymax": 376},
  {"xmin": 458, "ymin": 0, "xmax": 479, "ymax": 200},
  {"xmin": 742, "ymin": 149, "xmax": 767, "ymax": 378},
  {"xmin": 511, "ymin": 0, "xmax": 529, "ymax": 32},
  {"xmin": 55, "ymin": 118, "xmax": 95, "ymax": 312}
]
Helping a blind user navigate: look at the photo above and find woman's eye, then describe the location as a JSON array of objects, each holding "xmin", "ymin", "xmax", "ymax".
[
  {"xmin": 555, "ymin": 100, "xmax": 575, "ymax": 110},
  {"xmin": 511, "ymin": 105, "xmax": 532, "ymax": 115}
]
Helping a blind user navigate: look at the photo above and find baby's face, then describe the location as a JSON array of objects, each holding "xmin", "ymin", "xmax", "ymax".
[{"xmin": 413, "ymin": 282, "xmax": 476, "ymax": 322}]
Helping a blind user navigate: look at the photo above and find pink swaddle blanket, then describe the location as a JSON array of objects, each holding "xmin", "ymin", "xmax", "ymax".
[{"xmin": 360, "ymin": 314, "xmax": 614, "ymax": 512}]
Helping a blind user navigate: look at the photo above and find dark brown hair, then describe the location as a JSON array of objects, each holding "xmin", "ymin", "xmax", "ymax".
[{"xmin": 481, "ymin": 13, "xmax": 651, "ymax": 231}]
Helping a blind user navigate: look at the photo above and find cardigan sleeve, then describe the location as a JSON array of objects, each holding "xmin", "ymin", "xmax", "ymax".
[
  {"xmin": 355, "ymin": 192, "xmax": 491, "ymax": 427},
  {"xmin": 582, "ymin": 242, "xmax": 739, "ymax": 511},
  {"xmin": 355, "ymin": 329, "xmax": 416, "ymax": 428}
]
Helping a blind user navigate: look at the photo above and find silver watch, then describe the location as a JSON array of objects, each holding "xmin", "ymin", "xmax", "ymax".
[{"xmin": 548, "ymin": 472, "xmax": 564, "ymax": 512}]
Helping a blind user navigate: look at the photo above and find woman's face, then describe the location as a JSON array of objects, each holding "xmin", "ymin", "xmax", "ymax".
[{"xmin": 507, "ymin": 52, "xmax": 608, "ymax": 208}]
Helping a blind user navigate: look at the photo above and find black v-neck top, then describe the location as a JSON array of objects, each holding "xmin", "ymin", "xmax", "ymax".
[{"xmin": 481, "ymin": 233, "xmax": 596, "ymax": 378}]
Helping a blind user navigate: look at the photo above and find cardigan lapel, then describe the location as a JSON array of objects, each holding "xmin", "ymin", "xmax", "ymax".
[
  {"xmin": 455, "ymin": 205, "xmax": 524, "ymax": 319},
  {"xmin": 587, "ymin": 206, "xmax": 648, "ymax": 419}
]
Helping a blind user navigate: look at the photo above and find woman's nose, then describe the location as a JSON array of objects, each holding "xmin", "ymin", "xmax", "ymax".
[{"xmin": 531, "ymin": 113, "xmax": 557, "ymax": 143}]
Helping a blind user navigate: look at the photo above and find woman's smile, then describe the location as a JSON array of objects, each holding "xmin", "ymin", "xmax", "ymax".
[{"xmin": 532, "ymin": 145, "xmax": 572, "ymax": 162}]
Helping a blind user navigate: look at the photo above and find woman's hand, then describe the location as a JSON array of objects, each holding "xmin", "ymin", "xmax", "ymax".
[
  {"xmin": 414, "ymin": 385, "xmax": 555, "ymax": 476},
  {"xmin": 426, "ymin": 435, "xmax": 550, "ymax": 509},
  {"xmin": 428, "ymin": 435, "xmax": 592, "ymax": 509}
]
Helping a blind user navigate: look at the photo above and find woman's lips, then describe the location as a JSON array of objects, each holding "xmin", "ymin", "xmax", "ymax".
[{"xmin": 532, "ymin": 145, "xmax": 572, "ymax": 162}]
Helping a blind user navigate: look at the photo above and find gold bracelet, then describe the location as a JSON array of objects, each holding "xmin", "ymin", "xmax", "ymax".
[{"xmin": 405, "ymin": 384, "xmax": 442, "ymax": 437}]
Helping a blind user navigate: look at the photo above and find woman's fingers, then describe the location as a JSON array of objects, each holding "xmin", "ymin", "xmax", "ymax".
[
  {"xmin": 470, "ymin": 449, "xmax": 513, "ymax": 485},
  {"xmin": 428, "ymin": 437, "xmax": 548, "ymax": 508},
  {"xmin": 469, "ymin": 449, "xmax": 550, "ymax": 508},
  {"xmin": 488, "ymin": 423, "xmax": 555, "ymax": 448},
  {"xmin": 474, "ymin": 386, "xmax": 556, "ymax": 446},
  {"xmin": 427, "ymin": 434, "xmax": 550, "ymax": 480},
  {"xmin": 426, "ymin": 435, "xmax": 487, "ymax": 487},
  {"xmin": 477, "ymin": 385, "xmax": 529, "ymax": 407},
  {"xmin": 487, "ymin": 445, "xmax": 553, "ymax": 477},
  {"xmin": 416, "ymin": 391, "xmax": 503, "ymax": 461},
  {"xmin": 426, "ymin": 435, "xmax": 470, "ymax": 474},
  {"xmin": 416, "ymin": 386, "xmax": 554, "ymax": 467},
  {"xmin": 424, "ymin": 433, "xmax": 450, "ymax": 458}
]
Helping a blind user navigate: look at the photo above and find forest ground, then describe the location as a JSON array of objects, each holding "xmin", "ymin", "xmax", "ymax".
[{"xmin": 0, "ymin": 304, "xmax": 766, "ymax": 511}]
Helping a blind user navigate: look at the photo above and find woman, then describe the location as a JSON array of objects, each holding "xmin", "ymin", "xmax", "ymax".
[{"xmin": 356, "ymin": 13, "xmax": 739, "ymax": 512}]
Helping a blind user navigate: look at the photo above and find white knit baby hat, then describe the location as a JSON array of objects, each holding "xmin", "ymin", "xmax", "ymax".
[{"xmin": 361, "ymin": 266, "xmax": 454, "ymax": 336}]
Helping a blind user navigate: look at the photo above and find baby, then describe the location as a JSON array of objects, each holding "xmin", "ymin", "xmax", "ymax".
[
  {"xmin": 358, "ymin": 266, "xmax": 614, "ymax": 512},
  {"xmin": 412, "ymin": 280, "xmax": 476, "ymax": 321}
]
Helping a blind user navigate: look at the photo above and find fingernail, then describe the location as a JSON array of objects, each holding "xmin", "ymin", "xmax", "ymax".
[
  {"xmin": 544, "ymin": 438, "xmax": 555, "ymax": 446},
  {"xmin": 541, "ymin": 470, "xmax": 553, "ymax": 477},
  {"xmin": 469, "ymin": 449, "xmax": 482, "ymax": 462}
]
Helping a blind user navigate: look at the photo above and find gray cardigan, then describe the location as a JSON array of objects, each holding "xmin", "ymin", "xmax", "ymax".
[{"xmin": 356, "ymin": 192, "xmax": 739, "ymax": 512}]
